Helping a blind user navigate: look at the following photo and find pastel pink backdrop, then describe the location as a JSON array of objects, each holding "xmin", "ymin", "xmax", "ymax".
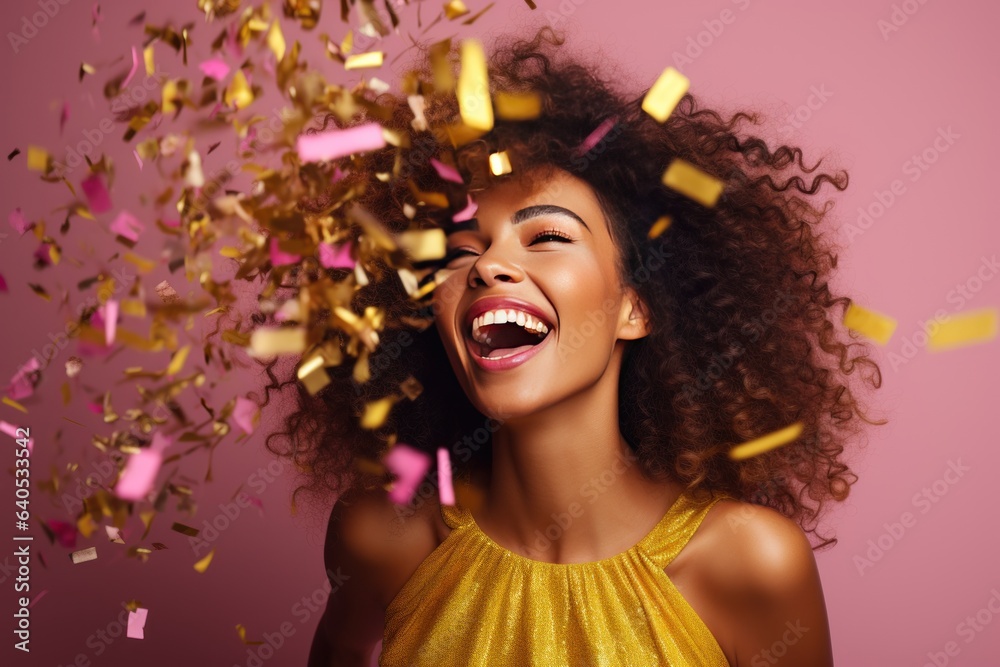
[{"xmin": 1, "ymin": 0, "xmax": 997, "ymax": 666}]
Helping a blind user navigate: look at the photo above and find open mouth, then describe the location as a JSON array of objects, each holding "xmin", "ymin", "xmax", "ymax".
[{"xmin": 467, "ymin": 311, "xmax": 553, "ymax": 359}]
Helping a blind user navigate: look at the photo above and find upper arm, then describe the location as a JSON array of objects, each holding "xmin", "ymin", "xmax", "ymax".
[
  {"xmin": 705, "ymin": 503, "xmax": 834, "ymax": 667},
  {"xmin": 309, "ymin": 484, "xmax": 442, "ymax": 667}
]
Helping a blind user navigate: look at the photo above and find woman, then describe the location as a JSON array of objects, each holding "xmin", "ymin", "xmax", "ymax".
[{"xmin": 263, "ymin": 27, "xmax": 882, "ymax": 667}]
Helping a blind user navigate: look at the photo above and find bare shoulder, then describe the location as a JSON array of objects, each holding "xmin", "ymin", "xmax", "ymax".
[
  {"xmin": 324, "ymin": 482, "xmax": 447, "ymax": 608},
  {"xmin": 678, "ymin": 498, "xmax": 834, "ymax": 666}
]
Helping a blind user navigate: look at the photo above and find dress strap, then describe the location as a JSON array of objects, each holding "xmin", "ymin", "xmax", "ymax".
[
  {"xmin": 638, "ymin": 490, "xmax": 732, "ymax": 569},
  {"xmin": 439, "ymin": 501, "xmax": 473, "ymax": 530}
]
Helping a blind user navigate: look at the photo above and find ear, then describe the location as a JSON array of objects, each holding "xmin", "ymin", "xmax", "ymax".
[{"xmin": 617, "ymin": 288, "xmax": 651, "ymax": 341}]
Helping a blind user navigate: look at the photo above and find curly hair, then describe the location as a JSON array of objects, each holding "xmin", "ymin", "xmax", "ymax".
[{"xmin": 259, "ymin": 27, "xmax": 885, "ymax": 549}]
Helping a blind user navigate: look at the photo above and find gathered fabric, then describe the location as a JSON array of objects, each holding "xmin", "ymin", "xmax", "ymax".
[{"xmin": 380, "ymin": 489, "xmax": 732, "ymax": 666}]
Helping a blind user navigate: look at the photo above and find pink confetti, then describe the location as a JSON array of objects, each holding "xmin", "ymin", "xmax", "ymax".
[
  {"xmin": 115, "ymin": 432, "xmax": 171, "ymax": 501},
  {"xmin": 7, "ymin": 358, "xmax": 40, "ymax": 400},
  {"xmin": 122, "ymin": 46, "xmax": 140, "ymax": 88},
  {"xmin": 109, "ymin": 210, "xmax": 144, "ymax": 242},
  {"xmin": 452, "ymin": 195, "xmax": 478, "ymax": 223},
  {"xmin": 1, "ymin": 421, "xmax": 34, "ymax": 453},
  {"xmin": 9, "ymin": 208, "xmax": 29, "ymax": 235},
  {"xmin": 317, "ymin": 241, "xmax": 356, "ymax": 269},
  {"xmin": 233, "ymin": 397, "xmax": 259, "ymax": 435},
  {"xmin": 127, "ymin": 607, "xmax": 148, "ymax": 639},
  {"xmin": 331, "ymin": 166, "xmax": 349, "ymax": 183},
  {"xmin": 383, "ymin": 444, "xmax": 431, "ymax": 505},
  {"xmin": 430, "ymin": 157, "xmax": 464, "ymax": 184},
  {"xmin": 437, "ymin": 447, "xmax": 455, "ymax": 506},
  {"xmin": 28, "ymin": 590, "xmax": 48, "ymax": 609},
  {"xmin": 81, "ymin": 173, "xmax": 112, "ymax": 213},
  {"xmin": 0, "ymin": 273, "xmax": 7, "ymax": 292},
  {"xmin": 33, "ymin": 243, "xmax": 54, "ymax": 266},
  {"xmin": 573, "ymin": 115, "xmax": 619, "ymax": 157},
  {"xmin": 269, "ymin": 237, "xmax": 301, "ymax": 266},
  {"xmin": 47, "ymin": 520, "xmax": 77, "ymax": 549},
  {"xmin": 59, "ymin": 102, "xmax": 70, "ymax": 135},
  {"xmin": 247, "ymin": 496, "xmax": 265, "ymax": 516},
  {"xmin": 102, "ymin": 300, "xmax": 118, "ymax": 345},
  {"xmin": 199, "ymin": 58, "xmax": 230, "ymax": 81},
  {"xmin": 132, "ymin": 149, "xmax": 143, "ymax": 170},
  {"xmin": 86, "ymin": 402, "xmax": 103, "ymax": 415},
  {"xmin": 296, "ymin": 123, "xmax": 386, "ymax": 163}
]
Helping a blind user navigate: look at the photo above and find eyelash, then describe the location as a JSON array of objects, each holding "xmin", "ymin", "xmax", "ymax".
[{"xmin": 444, "ymin": 228, "xmax": 573, "ymax": 262}]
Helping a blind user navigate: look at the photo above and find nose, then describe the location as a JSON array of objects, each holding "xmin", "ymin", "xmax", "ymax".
[{"xmin": 467, "ymin": 244, "xmax": 524, "ymax": 288}]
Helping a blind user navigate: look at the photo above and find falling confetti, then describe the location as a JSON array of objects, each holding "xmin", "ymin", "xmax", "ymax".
[{"xmin": 729, "ymin": 423, "xmax": 805, "ymax": 461}]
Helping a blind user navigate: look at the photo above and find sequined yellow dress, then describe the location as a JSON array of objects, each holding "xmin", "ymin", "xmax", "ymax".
[{"xmin": 380, "ymin": 490, "xmax": 732, "ymax": 666}]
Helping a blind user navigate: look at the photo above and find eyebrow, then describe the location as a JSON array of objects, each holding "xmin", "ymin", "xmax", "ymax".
[{"xmin": 450, "ymin": 204, "xmax": 592, "ymax": 235}]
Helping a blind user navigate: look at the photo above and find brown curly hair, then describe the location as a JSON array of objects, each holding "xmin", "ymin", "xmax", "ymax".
[{"xmin": 259, "ymin": 27, "xmax": 885, "ymax": 549}]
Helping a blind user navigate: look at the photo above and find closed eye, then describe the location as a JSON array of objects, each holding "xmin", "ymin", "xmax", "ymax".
[{"xmin": 442, "ymin": 229, "xmax": 574, "ymax": 265}]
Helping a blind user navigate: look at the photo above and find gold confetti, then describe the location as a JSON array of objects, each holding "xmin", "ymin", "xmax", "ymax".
[
  {"xmin": 249, "ymin": 328, "xmax": 306, "ymax": 357},
  {"xmin": 728, "ymin": 422, "xmax": 804, "ymax": 461},
  {"xmin": 224, "ymin": 70, "xmax": 254, "ymax": 110},
  {"xmin": 166, "ymin": 345, "xmax": 191, "ymax": 376},
  {"xmin": 494, "ymin": 91, "xmax": 542, "ymax": 120},
  {"xmin": 2, "ymin": 397, "xmax": 27, "ymax": 413},
  {"xmin": 444, "ymin": 0, "xmax": 470, "ymax": 20},
  {"xmin": 661, "ymin": 159, "xmax": 724, "ymax": 207},
  {"xmin": 193, "ymin": 548, "xmax": 215, "ymax": 573},
  {"xmin": 360, "ymin": 396, "xmax": 396, "ymax": 429},
  {"xmin": 397, "ymin": 228, "xmax": 447, "ymax": 262},
  {"xmin": 171, "ymin": 522, "xmax": 200, "ymax": 537},
  {"xmin": 642, "ymin": 66, "xmax": 689, "ymax": 123},
  {"xmin": 26, "ymin": 146, "xmax": 49, "ymax": 172},
  {"xmin": 266, "ymin": 21, "xmax": 286, "ymax": 61},
  {"xmin": 457, "ymin": 39, "xmax": 493, "ymax": 132},
  {"xmin": 344, "ymin": 51, "xmax": 384, "ymax": 70},
  {"xmin": 843, "ymin": 302, "xmax": 897, "ymax": 346},
  {"xmin": 236, "ymin": 623, "xmax": 265, "ymax": 645},
  {"xmin": 297, "ymin": 353, "xmax": 331, "ymax": 395},
  {"xmin": 489, "ymin": 151, "xmax": 512, "ymax": 176},
  {"xmin": 143, "ymin": 45, "xmax": 155, "ymax": 76},
  {"xmin": 647, "ymin": 216, "xmax": 672, "ymax": 239},
  {"xmin": 928, "ymin": 308, "xmax": 998, "ymax": 351},
  {"xmin": 71, "ymin": 547, "xmax": 99, "ymax": 564}
]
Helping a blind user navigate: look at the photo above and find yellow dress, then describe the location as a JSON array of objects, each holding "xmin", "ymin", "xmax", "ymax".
[{"xmin": 381, "ymin": 489, "xmax": 732, "ymax": 666}]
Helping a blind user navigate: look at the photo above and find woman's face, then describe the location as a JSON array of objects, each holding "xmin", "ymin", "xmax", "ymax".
[{"xmin": 431, "ymin": 166, "xmax": 650, "ymax": 421}]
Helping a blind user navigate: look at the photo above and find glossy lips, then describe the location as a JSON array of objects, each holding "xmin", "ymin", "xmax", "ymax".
[{"xmin": 462, "ymin": 296, "xmax": 555, "ymax": 372}]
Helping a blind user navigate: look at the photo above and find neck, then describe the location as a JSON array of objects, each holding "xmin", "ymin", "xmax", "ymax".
[{"xmin": 475, "ymin": 349, "xmax": 681, "ymax": 564}]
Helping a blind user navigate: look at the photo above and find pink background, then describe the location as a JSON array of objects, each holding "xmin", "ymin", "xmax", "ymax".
[{"xmin": 1, "ymin": 0, "xmax": 998, "ymax": 665}]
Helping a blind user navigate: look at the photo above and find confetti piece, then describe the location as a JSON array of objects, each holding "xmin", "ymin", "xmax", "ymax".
[
  {"xmin": 843, "ymin": 302, "xmax": 897, "ymax": 346},
  {"xmin": 297, "ymin": 354, "xmax": 331, "ymax": 395},
  {"xmin": 122, "ymin": 45, "xmax": 140, "ymax": 88},
  {"xmin": 296, "ymin": 123, "xmax": 387, "ymax": 163},
  {"xmin": 445, "ymin": 0, "xmax": 470, "ymax": 20},
  {"xmin": 248, "ymin": 328, "xmax": 307, "ymax": 357},
  {"xmin": 26, "ymin": 146, "xmax": 48, "ymax": 171},
  {"xmin": 233, "ymin": 396, "xmax": 260, "ymax": 434},
  {"xmin": 155, "ymin": 280, "xmax": 180, "ymax": 304},
  {"xmin": 102, "ymin": 299, "xmax": 118, "ymax": 345},
  {"xmin": 59, "ymin": 102, "xmax": 70, "ymax": 135},
  {"xmin": 0, "ymin": 273, "xmax": 6, "ymax": 293},
  {"xmin": 166, "ymin": 345, "xmax": 190, "ymax": 376},
  {"xmin": 1, "ymin": 421, "xmax": 33, "ymax": 452},
  {"xmin": 928, "ymin": 308, "xmax": 998, "ymax": 351},
  {"xmin": 269, "ymin": 237, "xmax": 301, "ymax": 266},
  {"xmin": 397, "ymin": 228, "xmax": 447, "ymax": 261},
  {"xmin": 489, "ymin": 151, "xmax": 512, "ymax": 176},
  {"xmin": 81, "ymin": 173, "xmax": 112, "ymax": 213},
  {"xmin": 344, "ymin": 51, "xmax": 384, "ymax": 70},
  {"xmin": 71, "ymin": 547, "xmax": 98, "ymax": 564},
  {"xmin": 199, "ymin": 57, "xmax": 230, "ymax": 81},
  {"xmin": 9, "ymin": 208, "xmax": 30, "ymax": 235},
  {"xmin": 127, "ymin": 607, "xmax": 148, "ymax": 639},
  {"xmin": 318, "ymin": 241, "xmax": 356, "ymax": 269},
  {"xmin": 171, "ymin": 522, "xmax": 200, "ymax": 537},
  {"xmin": 143, "ymin": 45, "xmax": 155, "ymax": 76},
  {"xmin": 661, "ymin": 159, "xmax": 724, "ymax": 207},
  {"xmin": 8, "ymin": 148, "xmax": 20, "ymax": 160},
  {"xmin": 437, "ymin": 447, "xmax": 455, "ymax": 506},
  {"xmin": 236, "ymin": 623, "xmax": 264, "ymax": 645},
  {"xmin": 494, "ymin": 91, "xmax": 542, "ymax": 120},
  {"xmin": 729, "ymin": 422, "xmax": 804, "ymax": 461},
  {"xmin": 3, "ymin": 396, "xmax": 27, "ymax": 413},
  {"xmin": 193, "ymin": 548, "xmax": 215, "ymax": 573},
  {"xmin": 408, "ymin": 95, "xmax": 428, "ymax": 132},
  {"xmin": 573, "ymin": 116, "xmax": 618, "ymax": 157},
  {"xmin": 360, "ymin": 396, "xmax": 396, "ymax": 429},
  {"xmin": 6, "ymin": 357, "xmax": 40, "ymax": 401},
  {"xmin": 648, "ymin": 216, "xmax": 672, "ymax": 239},
  {"xmin": 47, "ymin": 520, "xmax": 77, "ymax": 548},
  {"xmin": 110, "ymin": 211, "xmax": 144, "ymax": 243},
  {"xmin": 430, "ymin": 157, "xmax": 464, "ymax": 184},
  {"xmin": 106, "ymin": 526, "xmax": 125, "ymax": 544},
  {"xmin": 266, "ymin": 21, "xmax": 286, "ymax": 61},
  {"xmin": 457, "ymin": 40, "xmax": 494, "ymax": 132},
  {"xmin": 383, "ymin": 444, "xmax": 432, "ymax": 504},
  {"xmin": 642, "ymin": 66, "xmax": 689, "ymax": 123},
  {"xmin": 224, "ymin": 69, "xmax": 253, "ymax": 110},
  {"xmin": 28, "ymin": 590, "xmax": 48, "ymax": 608},
  {"xmin": 453, "ymin": 194, "xmax": 478, "ymax": 223},
  {"xmin": 115, "ymin": 432, "xmax": 171, "ymax": 501}
]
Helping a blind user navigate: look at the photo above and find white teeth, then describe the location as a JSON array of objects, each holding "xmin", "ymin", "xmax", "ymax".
[{"xmin": 470, "ymin": 308, "xmax": 552, "ymax": 343}]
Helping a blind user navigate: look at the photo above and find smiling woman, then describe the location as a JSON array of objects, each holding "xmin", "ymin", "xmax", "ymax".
[{"xmin": 258, "ymin": 26, "xmax": 884, "ymax": 667}]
